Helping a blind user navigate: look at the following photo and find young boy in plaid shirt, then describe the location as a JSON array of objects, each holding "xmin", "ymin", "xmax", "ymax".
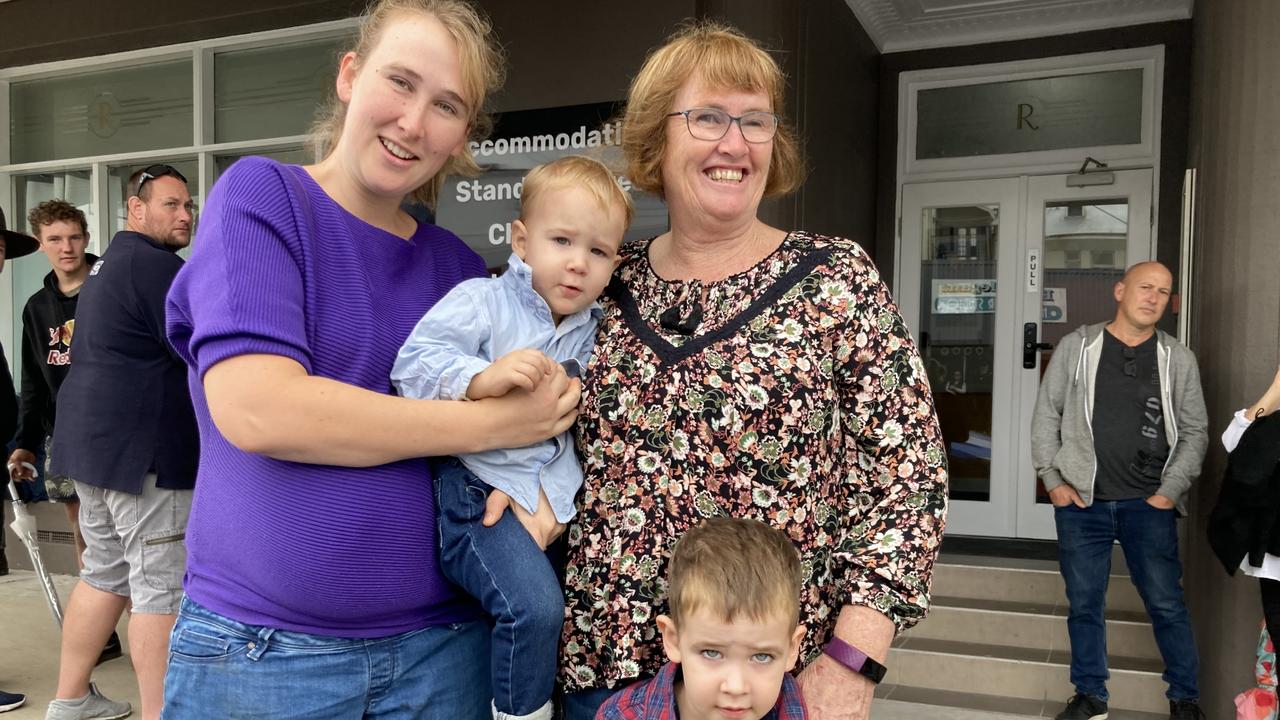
[{"xmin": 597, "ymin": 517, "xmax": 808, "ymax": 720}]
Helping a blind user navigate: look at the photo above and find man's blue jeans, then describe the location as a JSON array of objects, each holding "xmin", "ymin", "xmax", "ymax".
[
  {"xmin": 1055, "ymin": 498, "xmax": 1199, "ymax": 702},
  {"xmin": 436, "ymin": 458, "xmax": 565, "ymax": 716},
  {"xmin": 162, "ymin": 596, "xmax": 492, "ymax": 719}
]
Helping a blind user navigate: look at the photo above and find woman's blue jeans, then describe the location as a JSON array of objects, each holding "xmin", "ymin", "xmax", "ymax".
[
  {"xmin": 162, "ymin": 596, "xmax": 492, "ymax": 719},
  {"xmin": 1054, "ymin": 498, "xmax": 1199, "ymax": 702}
]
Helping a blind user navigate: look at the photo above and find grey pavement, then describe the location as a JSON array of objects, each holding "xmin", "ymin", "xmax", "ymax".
[{"xmin": 0, "ymin": 570, "xmax": 136, "ymax": 720}]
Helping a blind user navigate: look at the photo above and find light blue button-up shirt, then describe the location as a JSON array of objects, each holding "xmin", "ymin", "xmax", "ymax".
[{"xmin": 391, "ymin": 253, "xmax": 600, "ymax": 523}]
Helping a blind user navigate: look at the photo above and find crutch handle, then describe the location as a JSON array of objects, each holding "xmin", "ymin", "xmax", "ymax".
[{"xmin": 7, "ymin": 461, "xmax": 38, "ymax": 480}]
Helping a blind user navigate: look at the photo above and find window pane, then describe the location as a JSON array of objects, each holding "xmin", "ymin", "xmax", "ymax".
[
  {"xmin": 918, "ymin": 205, "xmax": 999, "ymax": 502},
  {"xmin": 214, "ymin": 37, "xmax": 349, "ymax": 143},
  {"xmin": 916, "ymin": 69, "xmax": 1143, "ymax": 160},
  {"xmin": 214, "ymin": 147, "xmax": 313, "ymax": 180},
  {"xmin": 11, "ymin": 170, "xmax": 94, "ymax": 382},
  {"xmin": 107, "ymin": 160, "xmax": 199, "ymax": 240},
  {"xmin": 10, "ymin": 60, "xmax": 194, "ymax": 163}
]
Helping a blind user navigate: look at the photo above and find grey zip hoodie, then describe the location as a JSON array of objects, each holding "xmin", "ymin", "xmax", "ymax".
[{"xmin": 1030, "ymin": 321, "xmax": 1208, "ymax": 514}]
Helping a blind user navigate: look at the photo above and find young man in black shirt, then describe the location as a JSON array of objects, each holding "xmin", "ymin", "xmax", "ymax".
[{"xmin": 6, "ymin": 201, "xmax": 121, "ymax": 665}]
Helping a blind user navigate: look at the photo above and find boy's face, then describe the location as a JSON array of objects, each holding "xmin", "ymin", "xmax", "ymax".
[
  {"xmin": 36, "ymin": 219, "xmax": 89, "ymax": 276},
  {"xmin": 511, "ymin": 184, "xmax": 625, "ymax": 324},
  {"xmin": 658, "ymin": 608, "xmax": 804, "ymax": 720}
]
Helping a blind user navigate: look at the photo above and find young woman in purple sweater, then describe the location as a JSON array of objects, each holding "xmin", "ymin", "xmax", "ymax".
[{"xmin": 162, "ymin": 2, "xmax": 580, "ymax": 717}]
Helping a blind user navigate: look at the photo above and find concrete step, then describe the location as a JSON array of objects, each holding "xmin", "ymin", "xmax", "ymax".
[
  {"xmin": 906, "ymin": 598, "xmax": 1159, "ymax": 660},
  {"xmin": 887, "ymin": 637, "xmax": 1167, "ymax": 715},
  {"xmin": 932, "ymin": 562, "xmax": 1147, "ymax": 615},
  {"xmin": 875, "ymin": 685, "xmax": 1167, "ymax": 719}
]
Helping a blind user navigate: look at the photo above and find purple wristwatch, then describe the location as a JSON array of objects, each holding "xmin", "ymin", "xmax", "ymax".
[{"xmin": 823, "ymin": 636, "xmax": 888, "ymax": 684}]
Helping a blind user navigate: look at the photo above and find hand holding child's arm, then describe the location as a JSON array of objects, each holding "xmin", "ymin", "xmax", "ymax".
[
  {"xmin": 466, "ymin": 349, "xmax": 557, "ymax": 400},
  {"xmin": 482, "ymin": 487, "xmax": 566, "ymax": 549}
]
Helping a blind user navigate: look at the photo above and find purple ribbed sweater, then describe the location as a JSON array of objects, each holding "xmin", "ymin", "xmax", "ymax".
[{"xmin": 166, "ymin": 157, "xmax": 486, "ymax": 636}]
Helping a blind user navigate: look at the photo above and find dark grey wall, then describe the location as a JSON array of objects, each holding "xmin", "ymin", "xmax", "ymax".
[
  {"xmin": 1, "ymin": 0, "xmax": 881, "ymax": 257},
  {"xmin": 876, "ymin": 21, "xmax": 1193, "ymax": 295},
  {"xmin": 1185, "ymin": 1, "xmax": 1280, "ymax": 714},
  {"xmin": 0, "ymin": 0, "xmax": 365, "ymax": 68},
  {"xmin": 702, "ymin": 0, "xmax": 879, "ymax": 246}
]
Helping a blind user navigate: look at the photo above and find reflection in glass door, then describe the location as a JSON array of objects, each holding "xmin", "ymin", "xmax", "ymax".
[
  {"xmin": 921, "ymin": 206, "xmax": 999, "ymax": 502},
  {"xmin": 900, "ymin": 178, "xmax": 1022, "ymax": 537}
]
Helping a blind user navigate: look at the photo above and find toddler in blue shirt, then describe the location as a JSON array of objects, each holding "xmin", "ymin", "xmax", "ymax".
[{"xmin": 392, "ymin": 155, "xmax": 633, "ymax": 720}]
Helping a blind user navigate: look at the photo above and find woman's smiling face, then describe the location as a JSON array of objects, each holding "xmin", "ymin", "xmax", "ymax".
[
  {"xmin": 333, "ymin": 11, "xmax": 471, "ymax": 204},
  {"xmin": 661, "ymin": 76, "xmax": 774, "ymax": 228}
]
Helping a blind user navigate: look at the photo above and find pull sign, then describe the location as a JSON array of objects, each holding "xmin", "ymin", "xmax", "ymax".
[{"xmin": 1026, "ymin": 249, "xmax": 1041, "ymax": 292}]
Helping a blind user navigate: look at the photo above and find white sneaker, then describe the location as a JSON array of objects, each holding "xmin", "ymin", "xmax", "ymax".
[{"xmin": 45, "ymin": 683, "xmax": 131, "ymax": 720}]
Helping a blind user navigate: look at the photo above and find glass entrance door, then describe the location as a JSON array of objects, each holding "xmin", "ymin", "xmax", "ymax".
[
  {"xmin": 899, "ymin": 169, "xmax": 1154, "ymax": 538},
  {"xmin": 1014, "ymin": 169, "xmax": 1154, "ymax": 538},
  {"xmin": 900, "ymin": 178, "xmax": 1023, "ymax": 537}
]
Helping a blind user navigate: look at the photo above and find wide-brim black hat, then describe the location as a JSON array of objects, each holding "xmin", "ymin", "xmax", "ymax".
[{"xmin": 0, "ymin": 206, "xmax": 39, "ymax": 259}]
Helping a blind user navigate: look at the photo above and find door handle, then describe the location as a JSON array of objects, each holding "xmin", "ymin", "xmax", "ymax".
[{"xmin": 1023, "ymin": 322, "xmax": 1053, "ymax": 369}]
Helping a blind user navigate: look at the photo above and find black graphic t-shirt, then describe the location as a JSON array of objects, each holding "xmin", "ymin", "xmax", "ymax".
[{"xmin": 1092, "ymin": 331, "xmax": 1169, "ymax": 500}]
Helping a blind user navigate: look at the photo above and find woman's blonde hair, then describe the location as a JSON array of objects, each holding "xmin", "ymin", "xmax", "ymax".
[
  {"xmin": 309, "ymin": 0, "xmax": 506, "ymax": 207},
  {"xmin": 621, "ymin": 21, "xmax": 804, "ymax": 200}
]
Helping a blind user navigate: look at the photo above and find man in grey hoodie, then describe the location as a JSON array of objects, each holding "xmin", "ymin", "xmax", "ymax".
[{"xmin": 1031, "ymin": 261, "xmax": 1207, "ymax": 720}]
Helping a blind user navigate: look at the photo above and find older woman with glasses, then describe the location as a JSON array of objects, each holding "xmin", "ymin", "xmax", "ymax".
[{"xmin": 553, "ymin": 21, "xmax": 948, "ymax": 720}]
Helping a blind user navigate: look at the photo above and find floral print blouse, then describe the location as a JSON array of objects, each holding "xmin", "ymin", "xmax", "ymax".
[{"xmin": 560, "ymin": 231, "xmax": 948, "ymax": 692}]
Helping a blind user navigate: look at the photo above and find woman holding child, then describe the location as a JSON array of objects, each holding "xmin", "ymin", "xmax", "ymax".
[
  {"xmin": 161, "ymin": 1, "xmax": 579, "ymax": 717},
  {"xmin": 559, "ymin": 23, "xmax": 949, "ymax": 720}
]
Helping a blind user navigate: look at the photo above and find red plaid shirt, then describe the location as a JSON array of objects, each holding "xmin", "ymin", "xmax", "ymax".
[{"xmin": 596, "ymin": 662, "xmax": 808, "ymax": 720}]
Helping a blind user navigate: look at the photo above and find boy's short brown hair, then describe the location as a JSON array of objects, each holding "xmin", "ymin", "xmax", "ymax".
[
  {"xmin": 519, "ymin": 155, "xmax": 635, "ymax": 231},
  {"xmin": 666, "ymin": 517, "xmax": 802, "ymax": 628},
  {"xmin": 27, "ymin": 199, "xmax": 88, "ymax": 238}
]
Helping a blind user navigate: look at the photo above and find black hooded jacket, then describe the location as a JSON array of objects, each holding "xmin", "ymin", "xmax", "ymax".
[
  {"xmin": 15, "ymin": 254, "xmax": 98, "ymax": 453},
  {"xmin": 1208, "ymin": 412, "xmax": 1280, "ymax": 573}
]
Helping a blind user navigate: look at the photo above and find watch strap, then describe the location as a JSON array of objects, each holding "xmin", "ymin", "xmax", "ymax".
[{"xmin": 823, "ymin": 636, "xmax": 888, "ymax": 684}]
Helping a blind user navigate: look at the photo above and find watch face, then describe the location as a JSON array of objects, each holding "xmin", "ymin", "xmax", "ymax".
[{"xmin": 860, "ymin": 657, "xmax": 888, "ymax": 684}]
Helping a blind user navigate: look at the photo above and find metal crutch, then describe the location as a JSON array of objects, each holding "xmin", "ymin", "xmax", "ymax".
[{"xmin": 6, "ymin": 461, "xmax": 65, "ymax": 626}]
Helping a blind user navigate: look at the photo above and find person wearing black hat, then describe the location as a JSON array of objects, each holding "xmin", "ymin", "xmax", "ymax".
[{"xmin": 0, "ymin": 205, "xmax": 38, "ymax": 713}]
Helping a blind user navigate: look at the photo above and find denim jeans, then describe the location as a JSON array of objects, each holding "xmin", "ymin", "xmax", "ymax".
[
  {"xmin": 435, "ymin": 459, "xmax": 565, "ymax": 716},
  {"xmin": 1055, "ymin": 498, "xmax": 1199, "ymax": 701},
  {"xmin": 162, "ymin": 597, "xmax": 491, "ymax": 719}
]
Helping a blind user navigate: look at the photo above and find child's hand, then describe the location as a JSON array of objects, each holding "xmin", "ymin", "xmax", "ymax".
[
  {"xmin": 466, "ymin": 349, "xmax": 557, "ymax": 400},
  {"xmin": 482, "ymin": 487, "xmax": 565, "ymax": 550}
]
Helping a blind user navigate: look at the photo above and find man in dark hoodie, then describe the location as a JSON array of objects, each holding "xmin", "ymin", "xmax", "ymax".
[{"xmin": 7, "ymin": 200, "xmax": 121, "ymax": 664}]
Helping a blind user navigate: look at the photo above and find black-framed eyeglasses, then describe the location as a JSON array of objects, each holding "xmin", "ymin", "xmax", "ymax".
[
  {"xmin": 666, "ymin": 107, "xmax": 780, "ymax": 143},
  {"xmin": 1122, "ymin": 346, "xmax": 1137, "ymax": 377},
  {"xmin": 135, "ymin": 164, "xmax": 188, "ymax": 196}
]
